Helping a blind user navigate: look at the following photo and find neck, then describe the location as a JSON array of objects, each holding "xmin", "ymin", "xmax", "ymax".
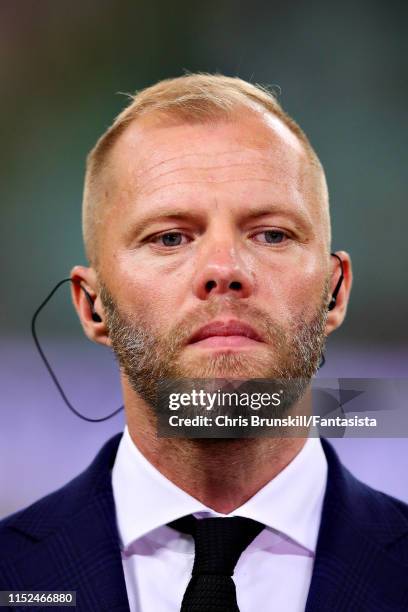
[{"xmin": 124, "ymin": 385, "xmax": 307, "ymax": 514}]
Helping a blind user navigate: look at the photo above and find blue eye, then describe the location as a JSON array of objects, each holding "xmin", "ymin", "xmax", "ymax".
[
  {"xmin": 254, "ymin": 230, "xmax": 287, "ymax": 244},
  {"xmin": 154, "ymin": 232, "xmax": 187, "ymax": 247}
]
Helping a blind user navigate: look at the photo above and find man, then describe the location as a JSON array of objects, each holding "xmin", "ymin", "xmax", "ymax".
[{"xmin": 1, "ymin": 74, "xmax": 407, "ymax": 611}]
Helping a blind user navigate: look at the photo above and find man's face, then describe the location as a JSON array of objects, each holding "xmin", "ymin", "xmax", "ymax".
[{"xmin": 95, "ymin": 110, "xmax": 331, "ymax": 399}]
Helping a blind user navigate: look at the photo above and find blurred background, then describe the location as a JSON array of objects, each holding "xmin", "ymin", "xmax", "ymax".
[{"xmin": 1, "ymin": 0, "xmax": 407, "ymax": 518}]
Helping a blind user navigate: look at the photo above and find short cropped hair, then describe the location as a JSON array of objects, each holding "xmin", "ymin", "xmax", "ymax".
[{"xmin": 83, "ymin": 73, "xmax": 325, "ymax": 268}]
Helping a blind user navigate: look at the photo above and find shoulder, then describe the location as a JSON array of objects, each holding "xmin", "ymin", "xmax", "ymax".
[
  {"xmin": 321, "ymin": 438, "xmax": 408, "ymax": 514},
  {"xmin": 0, "ymin": 433, "xmax": 123, "ymax": 558},
  {"xmin": 321, "ymin": 439, "xmax": 408, "ymax": 562}
]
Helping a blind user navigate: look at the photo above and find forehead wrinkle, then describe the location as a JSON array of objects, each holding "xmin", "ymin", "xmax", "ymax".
[
  {"xmin": 139, "ymin": 160, "xmax": 298, "ymax": 191},
  {"xmin": 132, "ymin": 151, "xmax": 285, "ymax": 188},
  {"xmin": 132, "ymin": 148, "xmax": 259, "ymax": 179},
  {"xmin": 133, "ymin": 151, "xmax": 305, "ymax": 200},
  {"xmin": 138, "ymin": 177, "xmax": 303, "ymax": 200}
]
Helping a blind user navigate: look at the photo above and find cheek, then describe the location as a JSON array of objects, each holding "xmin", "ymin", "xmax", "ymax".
[
  {"xmin": 109, "ymin": 253, "xmax": 191, "ymax": 327},
  {"xmin": 291, "ymin": 269, "xmax": 328, "ymax": 319},
  {"xmin": 263, "ymin": 263, "xmax": 326, "ymax": 322}
]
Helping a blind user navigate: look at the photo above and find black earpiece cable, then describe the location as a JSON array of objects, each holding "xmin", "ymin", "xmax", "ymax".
[{"xmin": 31, "ymin": 278, "xmax": 124, "ymax": 422}]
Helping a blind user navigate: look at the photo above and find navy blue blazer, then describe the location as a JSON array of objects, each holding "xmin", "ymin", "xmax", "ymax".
[{"xmin": 1, "ymin": 435, "xmax": 408, "ymax": 611}]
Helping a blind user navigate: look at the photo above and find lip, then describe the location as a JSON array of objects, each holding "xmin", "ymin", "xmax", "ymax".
[{"xmin": 187, "ymin": 320, "xmax": 264, "ymax": 347}]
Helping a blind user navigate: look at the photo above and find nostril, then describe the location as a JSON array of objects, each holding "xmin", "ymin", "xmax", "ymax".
[
  {"xmin": 204, "ymin": 279, "xmax": 243, "ymax": 293},
  {"xmin": 205, "ymin": 280, "xmax": 217, "ymax": 292}
]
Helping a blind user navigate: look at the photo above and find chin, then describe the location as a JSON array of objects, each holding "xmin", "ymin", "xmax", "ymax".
[{"xmin": 174, "ymin": 352, "xmax": 276, "ymax": 379}]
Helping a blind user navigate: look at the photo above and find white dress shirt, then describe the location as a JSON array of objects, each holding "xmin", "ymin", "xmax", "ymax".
[{"xmin": 112, "ymin": 426, "xmax": 327, "ymax": 612}]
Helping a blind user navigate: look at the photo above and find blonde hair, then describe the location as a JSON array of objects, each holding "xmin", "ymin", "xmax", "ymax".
[{"xmin": 83, "ymin": 73, "xmax": 325, "ymax": 267}]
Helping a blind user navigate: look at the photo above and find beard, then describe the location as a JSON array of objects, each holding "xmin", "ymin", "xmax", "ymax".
[{"xmin": 98, "ymin": 279, "xmax": 330, "ymax": 425}]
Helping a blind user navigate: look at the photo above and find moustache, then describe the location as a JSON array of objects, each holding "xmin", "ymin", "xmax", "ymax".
[{"xmin": 164, "ymin": 298, "xmax": 287, "ymax": 349}]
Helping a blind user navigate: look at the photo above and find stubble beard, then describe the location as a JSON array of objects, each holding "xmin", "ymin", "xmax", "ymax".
[{"xmin": 99, "ymin": 280, "xmax": 330, "ymax": 421}]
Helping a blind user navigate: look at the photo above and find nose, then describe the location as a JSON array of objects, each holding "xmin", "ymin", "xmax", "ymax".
[{"xmin": 192, "ymin": 240, "xmax": 255, "ymax": 301}]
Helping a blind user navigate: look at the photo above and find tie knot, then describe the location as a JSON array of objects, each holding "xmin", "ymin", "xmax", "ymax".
[{"xmin": 169, "ymin": 515, "xmax": 264, "ymax": 576}]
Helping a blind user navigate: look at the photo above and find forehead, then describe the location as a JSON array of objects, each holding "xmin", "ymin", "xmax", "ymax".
[{"xmin": 103, "ymin": 109, "xmax": 324, "ymax": 220}]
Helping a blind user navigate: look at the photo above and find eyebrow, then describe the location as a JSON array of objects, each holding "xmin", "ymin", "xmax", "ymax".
[{"xmin": 125, "ymin": 204, "xmax": 312, "ymax": 241}]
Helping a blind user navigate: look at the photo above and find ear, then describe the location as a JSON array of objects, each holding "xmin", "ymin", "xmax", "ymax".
[
  {"xmin": 70, "ymin": 265, "xmax": 111, "ymax": 347},
  {"xmin": 325, "ymin": 250, "xmax": 353, "ymax": 336}
]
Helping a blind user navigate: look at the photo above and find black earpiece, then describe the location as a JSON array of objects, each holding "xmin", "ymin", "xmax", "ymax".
[
  {"xmin": 77, "ymin": 283, "xmax": 102, "ymax": 323},
  {"xmin": 328, "ymin": 253, "xmax": 344, "ymax": 311}
]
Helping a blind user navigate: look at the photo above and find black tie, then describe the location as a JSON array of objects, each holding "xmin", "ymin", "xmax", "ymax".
[{"xmin": 168, "ymin": 515, "xmax": 264, "ymax": 612}]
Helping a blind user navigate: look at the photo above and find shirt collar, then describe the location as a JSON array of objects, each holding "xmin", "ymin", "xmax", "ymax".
[{"xmin": 112, "ymin": 426, "xmax": 327, "ymax": 554}]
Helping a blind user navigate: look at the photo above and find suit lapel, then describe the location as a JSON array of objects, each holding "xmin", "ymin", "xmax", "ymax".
[{"xmin": 306, "ymin": 440, "xmax": 408, "ymax": 611}]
